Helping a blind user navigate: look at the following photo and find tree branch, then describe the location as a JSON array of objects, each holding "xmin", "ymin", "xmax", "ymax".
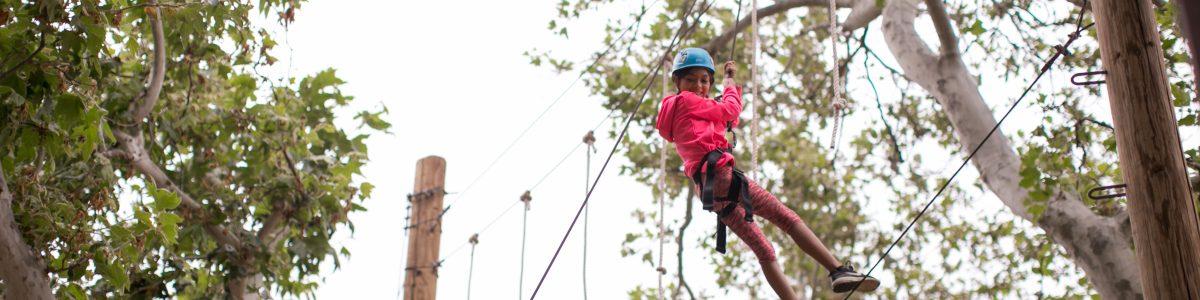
[
  {"xmin": 924, "ymin": 0, "xmax": 959, "ymax": 58},
  {"xmin": 0, "ymin": 162, "xmax": 54, "ymax": 299},
  {"xmin": 258, "ymin": 147, "xmax": 307, "ymax": 247},
  {"xmin": 674, "ymin": 183, "xmax": 696, "ymax": 300},
  {"xmin": 108, "ymin": 0, "xmax": 247, "ymax": 259},
  {"xmin": 111, "ymin": 129, "xmax": 243, "ymax": 249},
  {"xmin": 127, "ymin": 0, "xmax": 166, "ymax": 123},
  {"xmin": 882, "ymin": 0, "xmax": 1142, "ymax": 297},
  {"xmin": 0, "ymin": 33, "xmax": 45, "ymax": 81},
  {"xmin": 701, "ymin": 0, "xmax": 876, "ymax": 58}
]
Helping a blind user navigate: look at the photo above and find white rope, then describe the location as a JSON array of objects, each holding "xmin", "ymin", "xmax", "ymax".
[
  {"xmin": 519, "ymin": 191, "xmax": 532, "ymax": 300},
  {"xmin": 656, "ymin": 56, "xmax": 671, "ymax": 300},
  {"xmin": 828, "ymin": 0, "xmax": 847, "ymax": 151},
  {"xmin": 749, "ymin": 0, "xmax": 761, "ymax": 181},
  {"xmin": 467, "ymin": 234, "xmax": 479, "ymax": 300},
  {"xmin": 582, "ymin": 131, "xmax": 595, "ymax": 300}
]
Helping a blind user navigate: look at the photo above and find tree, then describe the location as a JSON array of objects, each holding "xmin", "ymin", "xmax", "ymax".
[
  {"xmin": 540, "ymin": 0, "xmax": 1196, "ymax": 298},
  {"xmin": 0, "ymin": 0, "xmax": 390, "ymax": 298}
]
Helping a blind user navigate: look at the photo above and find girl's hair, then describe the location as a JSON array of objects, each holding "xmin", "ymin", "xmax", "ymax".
[{"xmin": 671, "ymin": 66, "xmax": 715, "ymax": 80}]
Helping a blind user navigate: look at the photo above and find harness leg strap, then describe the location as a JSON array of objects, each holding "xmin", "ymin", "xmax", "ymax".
[
  {"xmin": 715, "ymin": 199, "xmax": 738, "ymax": 254},
  {"xmin": 699, "ymin": 150, "xmax": 723, "ymax": 211},
  {"xmin": 690, "ymin": 149, "xmax": 756, "ymax": 255},
  {"xmin": 732, "ymin": 169, "xmax": 753, "ymax": 222},
  {"xmin": 716, "ymin": 215, "xmax": 726, "ymax": 254}
]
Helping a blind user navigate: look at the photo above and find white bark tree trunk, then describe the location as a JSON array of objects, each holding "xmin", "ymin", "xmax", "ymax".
[
  {"xmin": 0, "ymin": 164, "xmax": 53, "ymax": 299},
  {"xmin": 881, "ymin": 0, "xmax": 1143, "ymax": 298}
]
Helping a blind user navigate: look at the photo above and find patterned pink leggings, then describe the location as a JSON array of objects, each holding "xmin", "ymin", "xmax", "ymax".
[{"xmin": 698, "ymin": 164, "xmax": 803, "ymax": 263}]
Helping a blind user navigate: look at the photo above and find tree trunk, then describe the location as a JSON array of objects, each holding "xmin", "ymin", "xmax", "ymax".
[
  {"xmin": 881, "ymin": 0, "xmax": 1143, "ymax": 298},
  {"xmin": 226, "ymin": 275, "xmax": 263, "ymax": 300},
  {"xmin": 0, "ymin": 164, "xmax": 53, "ymax": 299}
]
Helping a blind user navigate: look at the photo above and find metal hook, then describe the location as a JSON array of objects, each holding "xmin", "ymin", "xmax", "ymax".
[
  {"xmin": 1072, "ymin": 71, "xmax": 1107, "ymax": 86},
  {"xmin": 1087, "ymin": 183, "xmax": 1127, "ymax": 200}
]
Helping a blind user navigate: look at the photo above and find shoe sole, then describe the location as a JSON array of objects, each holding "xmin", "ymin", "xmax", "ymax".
[{"xmin": 832, "ymin": 276, "xmax": 880, "ymax": 293}]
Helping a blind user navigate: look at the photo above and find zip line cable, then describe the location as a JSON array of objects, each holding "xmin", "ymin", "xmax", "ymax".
[
  {"xmin": 843, "ymin": 2, "xmax": 1092, "ymax": 298},
  {"xmin": 438, "ymin": 141, "xmax": 587, "ymax": 265},
  {"xmin": 396, "ymin": 2, "xmax": 660, "ymax": 297},
  {"xmin": 528, "ymin": 1, "xmax": 714, "ymax": 298},
  {"xmin": 396, "ymin": 6, "xmax": 658, "ymax": 289},
  {"xmin": 442, "ymin": 0, "xmax": 661, "ymax": 215}
]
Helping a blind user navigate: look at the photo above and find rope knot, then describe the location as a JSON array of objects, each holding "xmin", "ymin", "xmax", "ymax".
[
  {"xmin": 521, "ymin": 190, "xmax": 533, "ymax": 211},
  {"xmin": 832, "ymin": 99, "xmax": 848, "ymax": 110},
  {"xmin": 583, "ymin": 130, "xmax": 598, "ymax": 153}
]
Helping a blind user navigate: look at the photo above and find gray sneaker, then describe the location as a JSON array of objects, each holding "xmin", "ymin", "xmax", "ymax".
[{"xmin": 829, "ymin": 265, "xmax": 880, "ymax": 293}]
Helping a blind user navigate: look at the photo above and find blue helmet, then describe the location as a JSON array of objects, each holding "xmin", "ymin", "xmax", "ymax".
[{"xmin": 672, "ymin": 48, "xmax": 715, "ymax": 76}]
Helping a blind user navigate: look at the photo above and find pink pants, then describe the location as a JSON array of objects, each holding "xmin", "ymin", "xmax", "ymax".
[{"xmin": 697, "ymin": 164, "xmax": 803, "ymax": 263}]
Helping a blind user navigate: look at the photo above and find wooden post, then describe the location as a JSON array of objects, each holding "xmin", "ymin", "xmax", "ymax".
[
  {"xmin": 403, "ymin": 156, "xmax": 446, "ymax": 300},
  {"xmin": 1093, "ymin": 0, "xmax": 1200, "ymax": 298},
  {"xmin": 1178, "ymin": 0, "xmax": 1200, "ymax": 107}
]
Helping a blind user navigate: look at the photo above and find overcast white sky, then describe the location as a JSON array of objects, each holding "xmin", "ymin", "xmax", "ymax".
[
  {"xmin": 270, "ymin": 1, "xmax": 708, "ymax": 299},
  {"xmin": 250, "ymin": 0, "xmax": 1200, "ymax": 299}
]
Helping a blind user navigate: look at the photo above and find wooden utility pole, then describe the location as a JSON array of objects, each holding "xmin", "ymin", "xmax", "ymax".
[
  {"xmin": 1178, "ymin": 0, "xmax": 1200, "ymax": 106},
  {"xmin": 1093, "ymin": 0, "xmax": 1200, "ymax": 298},
  {"xmin": 404, "ymin": 156, "xmax": 446, "ymax": 300}
]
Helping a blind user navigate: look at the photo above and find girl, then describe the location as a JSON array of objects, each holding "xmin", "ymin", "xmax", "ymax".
[{"xmin": 655, "ymin": 48, "xmax": 880, "ymax": 298}]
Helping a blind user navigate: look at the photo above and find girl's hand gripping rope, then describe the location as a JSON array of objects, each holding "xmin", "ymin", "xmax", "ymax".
[{"xmin": 722, "ymin": 60, "xmax": 737, "ymax": 88}]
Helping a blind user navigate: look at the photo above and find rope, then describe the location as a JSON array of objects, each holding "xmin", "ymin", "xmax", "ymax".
[
  {"xmin": 467, "ymin": 234, "xmax": 479, "ymax": 300},
  {"xmin": 731, "ymin": 0, "xmax": 744, "ymax": 61},
  {"xmin": 519, "ymin": 191, "xmax": 532, "ymax": 300},
  {"xmin": 656, "ymin": 57, "xmax": 672, "ymax": 300},
  {"xmin": 725, "ymin": 0, "xmax": 745, "ymax": 149},
  {"xmin": 528, "ymin": 1, "xmax": 714, "ymax": 298},
  {"xmin": 728, "ymin": 0, "xmax": 764, "ymax": 182},
  {"xmin": 828, "ymin": 0, "xmax": 847, "ymax": 151},
  {"xmin": 582, "ymin": 131, "xmax": 596, "ymax": 300},
  {"xmin": 749, "ymin": 0, "xmax": 761, "ymax": 181},
  {"xmin": 842, "ymin": 2, "xmax": 1092, "ymax": 297}
]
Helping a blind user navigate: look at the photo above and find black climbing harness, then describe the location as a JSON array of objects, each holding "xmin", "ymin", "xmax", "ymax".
[{"xmin": 690, "ymin": 148, "xmax": 753, "ymax": 254}]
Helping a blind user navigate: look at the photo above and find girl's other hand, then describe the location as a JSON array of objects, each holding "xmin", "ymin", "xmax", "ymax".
[{"xmin": 723, "ymin": 61, "xmax": 736, "ymax": 77}]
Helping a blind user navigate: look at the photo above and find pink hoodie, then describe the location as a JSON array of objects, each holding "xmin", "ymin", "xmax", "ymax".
[{"xmin": 655, "ymin": 86, "xmax": 743, "ymax": 177}]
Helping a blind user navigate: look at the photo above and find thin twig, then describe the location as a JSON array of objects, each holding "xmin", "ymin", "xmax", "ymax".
[
  {"xmin": 0, "ymin": 33, "xmax": 45, "ymax": 80},
  {"xmin": 106, "ymin": 2, "xmax": 197, "ymax": 13},
  {"xmin": 675, "ymin": 184, "xmax": 697, "ymax": 300},
  {"xmin": 862, "ymin": 33, "xmax": 905, "ymax": 163}
]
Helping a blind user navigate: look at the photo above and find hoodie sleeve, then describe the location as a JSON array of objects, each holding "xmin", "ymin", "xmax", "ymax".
[
  {"xmin": 655, "ymin": 96, "xmax": 676, "ymax": 142},
  {"xmin": 680, "ymin": 87, "xmax": 742, "ymax": 124}
]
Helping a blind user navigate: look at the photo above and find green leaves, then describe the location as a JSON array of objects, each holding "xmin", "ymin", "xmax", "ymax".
[
  {"xmin": 157, "ymin": 212, "xmax": 183, "ymax": 246},
  {"xmin": 148, "ymin": 182, "xmax": 181, "ymax": 211},
  {"xmin": 1, "ymin": 1, "xmax": 394, "ymax": 297},
  {"xmin": 98, "ymin": 258, "xmax": 130, "ymax": 291},
  {"xmin": 356, "ymin": 109, "xmax": 391, "ymax": 131},
  {"xmin": 54, "ymin": 93, "xmax": 84, "ymax": 124},
  {"xmin": 966, "ymin": 19, "xmax": 986, "ymax": 36}
]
